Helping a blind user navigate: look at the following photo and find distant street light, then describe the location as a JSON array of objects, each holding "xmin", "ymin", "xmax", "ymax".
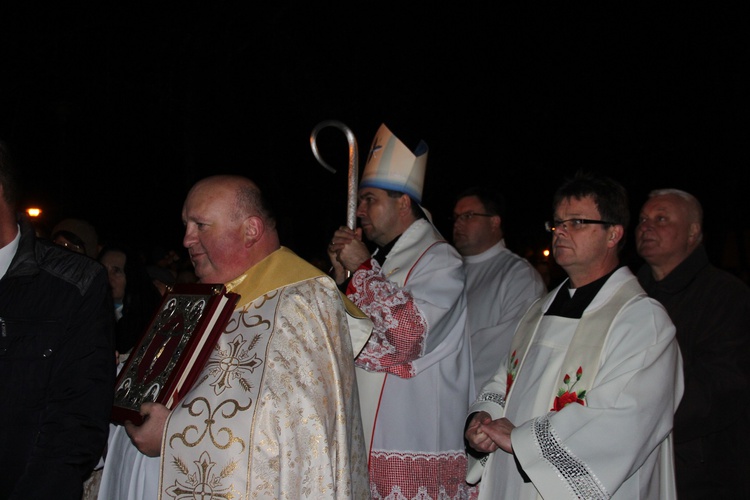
[{"xmin": 26, "ymin": 207, "xmax": 42, "ymax": 218}]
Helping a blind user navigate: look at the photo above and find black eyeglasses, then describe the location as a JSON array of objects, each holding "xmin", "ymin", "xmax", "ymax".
[
  {"xmin": 544, "ymin": 219, "xmax": 617, "ymax": 233},
  {"xmin": 451, "ymin": 212, "xmax": 494, "ymax": 224}
]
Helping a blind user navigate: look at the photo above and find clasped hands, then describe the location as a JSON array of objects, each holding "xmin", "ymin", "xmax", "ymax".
[
  {"xmin": 327, "ymin": 226, "xmax": 370, "ymax": 284},
  {"xmin": 465, "ymin": 411, "xmax": 515, "ymax": 455}
]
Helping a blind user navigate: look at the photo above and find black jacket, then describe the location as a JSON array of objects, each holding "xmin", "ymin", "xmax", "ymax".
[
  {"xmin": 0, "ymin": 217, "xmax": 115, "ymax": 499},
  {"xmin": 638, "ymin": 244, "xmax": 750, "ymax": 499}
]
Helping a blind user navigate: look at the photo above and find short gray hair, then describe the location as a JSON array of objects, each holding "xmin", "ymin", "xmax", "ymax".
[{"xmin": 648, "ymin": 188, "xmax": 703, "ymax": 243}]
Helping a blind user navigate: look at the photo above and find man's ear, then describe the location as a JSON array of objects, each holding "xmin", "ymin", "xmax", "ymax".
[
  {"xmin": 491, "ymin": 214, "xmax": 502, "ymax": 231},
  {"xmin": 687, "ymin": 222, "xmax": 701, "ymax": 243},
  {"xmin": 399, "ymin": 194, "xmax": 411, "ymax": 215},
  {"xmin": 608, "ymin": 225, "xmax": 624, "ymax": 247},
  {"xmin": 243, "ymin": 216, "xmax": 264, "ymax": 247}
]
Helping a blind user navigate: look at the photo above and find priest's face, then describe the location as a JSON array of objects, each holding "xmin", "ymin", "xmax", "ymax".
[
  {"xmin": 452, "ymin": 195, "xmax": 500, "ymax": 256},
  {"xmin": 551, "ymin": 196, "xmax": 617, "ymax": 282},
  {"xmin": 356, "ymin": 187, "xmax": 404, "ymax": 247},
  {"xmin": 182, "ymin": 179, "xmax": 249, "ymax": 284}
]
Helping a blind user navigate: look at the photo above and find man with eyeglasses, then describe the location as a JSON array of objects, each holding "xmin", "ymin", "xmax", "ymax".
[
  {"xmin": 464, "ymin": 171, "xmax": 683, "ymax": 499},
  {"xmin": 328, "ymin": 124, "xmax": 474, "ymax": 499},
  {"xmin": 51, "ymin": 218, "xmax": 100, "ymax": 259},
  {"xmin": 635, "ymin": 188, "xmax": 750, "ymax": 499},
  {"xmin": 452, "ymin": 186, "xmax": 545, "ymax": 390}
]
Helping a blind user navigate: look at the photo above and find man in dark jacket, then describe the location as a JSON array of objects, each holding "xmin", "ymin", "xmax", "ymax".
[
  {"xmin": 636, "ymin": 188, "xmax": 750, "ymax": 499},
  {"xmin": 0, "ymin": 141, "xmax": 116, "ymax": 499}
]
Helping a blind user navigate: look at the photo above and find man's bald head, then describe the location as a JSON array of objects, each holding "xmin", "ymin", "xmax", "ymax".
[{"xmin": 182, "ymin": 175, "xmax": 279, "ymax": 284}]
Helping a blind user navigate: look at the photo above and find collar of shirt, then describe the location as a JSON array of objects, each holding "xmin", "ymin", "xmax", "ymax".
[
  {"xmin": 637, "ymin": 244, "xmax": 708, "ymax": 296},
  {"xmin": 546, "ymin": 267, "xmax": 619, "ymax": 318},
  {"xmin": 0, "ymin": 225, "xmax": 21, "ymax": 280},
  {"xmin": 373, "ymin": 234, "xmax": 402, "ymax": 267}
]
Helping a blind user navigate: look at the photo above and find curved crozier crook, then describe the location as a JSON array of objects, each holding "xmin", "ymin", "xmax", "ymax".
[{"xmin": 309, "ymin": 120, "xmax": 359, "ymax": 231}]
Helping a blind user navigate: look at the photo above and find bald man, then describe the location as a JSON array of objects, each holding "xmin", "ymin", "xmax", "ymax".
[{"xmin": 99, "ymin": 175, "xmax": 371, "ymax": 499}]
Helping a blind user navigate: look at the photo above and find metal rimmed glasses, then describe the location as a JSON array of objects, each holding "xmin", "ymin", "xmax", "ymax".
[{"xmin": 544, "ymin": 218, "xmax": 617, "ymax": 233}]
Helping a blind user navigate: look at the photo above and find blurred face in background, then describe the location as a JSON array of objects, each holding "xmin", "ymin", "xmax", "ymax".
[
  {"xmin": 452, "ymin": 195, "xmax": 500, "ymax": 256},
  {"xmin": 636, "ymin": 193, "xmax": 700, "ymax": 274},
  {"xmin": 100, "ymin": 250, "xmax": 127, "ymax": 301},
  {"xmin": 53, "ymin": 233, "xmax": 86, "ymax": 255}
]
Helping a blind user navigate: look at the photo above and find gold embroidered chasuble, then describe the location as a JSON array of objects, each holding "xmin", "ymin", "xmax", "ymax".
[{"xmin": 158, "ymin": 247, "xmax": 370, "ymax": 499}]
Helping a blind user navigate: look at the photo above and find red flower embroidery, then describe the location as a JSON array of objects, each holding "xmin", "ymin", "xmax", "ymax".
[
  {"xmin": 551, "ymin": 366, "xmax": 587, "ymax": 411},
  {"xmin": 552, "ymin": 391, "xmax": 585, "ymax": 411}
]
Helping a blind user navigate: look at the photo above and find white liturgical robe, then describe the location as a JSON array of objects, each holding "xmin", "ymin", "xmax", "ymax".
[
  {"xmin": 467, "ymin": 267, "xmax": 683, "ymax": 499},
  {"xmin": 463, "ymin": 240, "xmax": 546, "ymax": 390}
]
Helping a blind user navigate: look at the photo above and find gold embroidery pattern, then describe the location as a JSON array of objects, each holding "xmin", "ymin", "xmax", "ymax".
[
  {"xmin": 164, "ymin": 451, "xmax": 240, "ymax": 499},
  {"xmin": 165, "ymin": 295, "xmax": 274, "ymax": 497},
  {"xmin": 162, "ymin": 277, "xmax": 368, "ymax": 498},
  {"xmin": 169, "ymin": 396, "xmax": 251, "ymax": 451},
  {"xmin": 205, "ymin": 334, "xmax": 264, "ymax": 396},
  {"xmin": 249, "ymin": 290, "xmax": 279, "ymax": 311}
]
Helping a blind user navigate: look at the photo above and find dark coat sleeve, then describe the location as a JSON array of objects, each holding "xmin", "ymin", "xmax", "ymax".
[{"xmin": 9, "ymin": 269, "xmax": 116, "ymax": 498}]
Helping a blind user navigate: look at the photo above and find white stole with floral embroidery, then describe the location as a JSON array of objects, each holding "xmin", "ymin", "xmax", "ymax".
[
  {"xmin": 506, "ymin": 276, "xmax": 643, "ymax": 413},
  {"xmin": 467, "ymin": 275, "xmax": 644, "ymax": 486}
]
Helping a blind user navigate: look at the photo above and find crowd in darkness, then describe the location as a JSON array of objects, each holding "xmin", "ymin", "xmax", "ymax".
[{"xmin": 2, "ymin": 119, "xmax": 750, "ymax": 498}]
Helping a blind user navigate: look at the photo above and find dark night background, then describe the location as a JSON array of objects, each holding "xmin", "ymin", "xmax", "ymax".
[{"xmin": 1, "ymin": 4, "xmax": 748, "ymax": 281}]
